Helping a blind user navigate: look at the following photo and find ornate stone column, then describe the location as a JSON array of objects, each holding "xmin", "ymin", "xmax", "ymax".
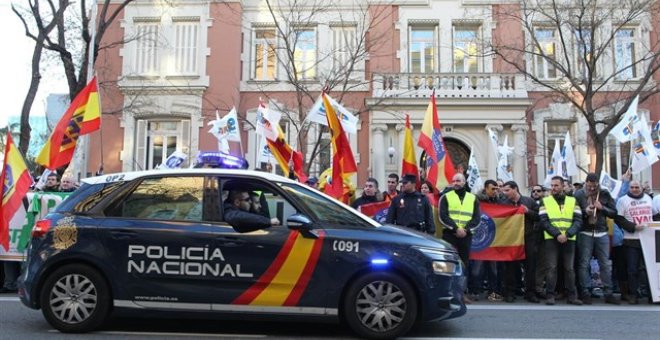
[
  {"xmin": 485, "ymin": 124, "xmax": 503, "ymax": 180},
  {"xmin": 512, "ymin": 124, "xmax": 529, "ymax": 188},
  {"xmin": 372, "ymin": 124, "xmax": 387, "ymax": 189}
]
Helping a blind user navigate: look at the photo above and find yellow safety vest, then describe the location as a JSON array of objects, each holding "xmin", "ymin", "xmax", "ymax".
[
  {"xmin": 446, "ymin": 191, "xmax": 476, "ymax": 229},
  {"xmin": 543, "ymin": 196, "xmax": 577, "ymax": 240}
]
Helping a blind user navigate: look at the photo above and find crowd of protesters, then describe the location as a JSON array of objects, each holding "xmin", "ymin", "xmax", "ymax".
[{"xmin": 341, "ymin": 170, "xmax": 660, "ymax": 305}]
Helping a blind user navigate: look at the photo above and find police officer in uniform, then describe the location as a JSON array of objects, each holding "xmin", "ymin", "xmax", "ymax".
[
  {"xmin": 385, "ymin": 174, "xmax": 435, "ymax": 235},
  {"xmin": 539, "ymin": 176, "xmax": 583, "ymax": 306}
]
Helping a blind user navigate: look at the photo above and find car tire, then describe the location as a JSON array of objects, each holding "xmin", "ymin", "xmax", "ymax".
[
  {"xmin": 40, "ymin": 264, "xmax": 111, "ymax": 333},
  {"xmin": 343, "ymin": 271, "xmax": 418, "ymax": 339}
]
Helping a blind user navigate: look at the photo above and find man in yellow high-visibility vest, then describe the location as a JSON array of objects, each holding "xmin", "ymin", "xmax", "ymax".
[
  {"xmin": 539, "ymin": 176, "xmax": 583, "ymax": 306},
  {"xmin": 440, "ymin": 173, "xmax": 481, "ymax": 304}
]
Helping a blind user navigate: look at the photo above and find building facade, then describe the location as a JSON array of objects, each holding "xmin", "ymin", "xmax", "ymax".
[{"xmin": 90, "ymin": 0, "xmax": 659, "ymax": 191}]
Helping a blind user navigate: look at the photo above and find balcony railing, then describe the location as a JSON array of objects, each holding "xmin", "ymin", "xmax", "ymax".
[{"xmin": 372, "ymin": 73, "xmax": 527, "ymax": 98}]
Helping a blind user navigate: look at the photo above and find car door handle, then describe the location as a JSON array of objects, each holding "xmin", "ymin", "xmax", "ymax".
[
  {"xmin": 215, "ymin": 236, "xmax": 245, "ymax": 247},
  {"xmin": 110, "ymin": 229, "xmax": 138, "ymax": 239}
]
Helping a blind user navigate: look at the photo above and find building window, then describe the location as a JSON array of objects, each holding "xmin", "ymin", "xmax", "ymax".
[
  {"xmin": 606, "ymin": 136, "xmax": 631, "ymax": 177},
  {"xmin": 134, "ymin": 22, "xmax": 160, "ymax": 75},
  {"xmin": 614, "ymin": 28, "xmax": 637, "ymax": 80},
  {"xmin": 135, "ymin": 119, "xmax": 190, "ymax": 170},
  {"xmin": 544, "ymin": 121, "xmax": 571, "ymax": 177},
  {"xmin": 409, "ymin": 26, "xmax": 436, "ymax": 73},
  {"xmin": 252, "ymin": 28, "xmax": 277, "ymax": 80},
  {"xmin": 453, "ymin": 25, "xmax": 479, "ymax": 72},
  {"xmin": 332, "ymin": 25, "xmax": 357, "ymax": 71},
  {"xmin": 533, "ymin": 28, "xmax": 557, "ymax": 79},
  {"xmin": 293, "ymin": 28, "xmax": 317, "ymax": 79},
  {"xmin": 173, "ymin": 20, "xmax": 199, "ymax": 74},
  {"xmin": 575, "ymin": 29, "xmax": 595, "ymax": 80}
]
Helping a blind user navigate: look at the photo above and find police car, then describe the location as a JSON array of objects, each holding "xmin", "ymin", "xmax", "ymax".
[{"xmin": 19, "ymin": 167, "xmax": 466, "ymax": 339}]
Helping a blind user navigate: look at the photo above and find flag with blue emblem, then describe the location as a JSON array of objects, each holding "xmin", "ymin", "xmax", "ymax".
[
  {"xmin": 417, "ymin": 92, "xmax": 455, "ymax": 191},
  {"xmin": 470, "ymin": 203, "xmax": 525, "ymax": 261},
  {"xmin": 609, "ymin": 95, "xmax": 639, "ymax": 143}
]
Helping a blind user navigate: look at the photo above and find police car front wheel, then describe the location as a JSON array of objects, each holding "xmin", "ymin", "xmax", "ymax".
[
  {"xmin": 40, "ymin": 264, "xmax": 111, "ymax": 333},
  {"xmin": 343, "ymin": 272, "xmax": 418, "ymax": 339}
]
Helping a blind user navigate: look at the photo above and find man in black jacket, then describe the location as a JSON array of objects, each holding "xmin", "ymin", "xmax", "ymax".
[
  {"xmin": 500, "ymin": 181, "xmax": 539, "ymax": 303},
  {"xmin": 573, "ymin": 173, "xmax": 619, "ymax": 305},
  {"xmin": 351, "ymin": 178, "xmax": 383, "ymax": 209},
  {"xmin": 385, "ymin": 174, "xmax": 434, "ymax": 234},
  {"xmin": 224, "ymin": 190, "xmax": 280, "ymax": 233}
]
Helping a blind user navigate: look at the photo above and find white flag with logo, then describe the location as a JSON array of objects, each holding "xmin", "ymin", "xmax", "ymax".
[
  {"xmin": 496, "ymin": 135, "xmax": 514, "ymax": 182},
  {"xmin": 306, "ymin": 94, "xmax": 358, "ymax": 134},
  {"xmin": 466, "ymin": 146, "xmax": 483, "ymax": 194},
  {"xmin": 609, "ymin": 96, "xmax": 640, "ymax": 143},
  {"xmin": 487, "ymin": 128, "xmax": 499, "ymax": 155},
  {"xmin": 257, "ymin": 135, "xmax": 275, "ymax": 165},
  {"xmin": 652, "ymin": 120, "xmax": 660, "ymax": 158},
  {"xmin": 544, "ymin": 138, "xmax": 563, "ymax": 188},
  {"xmin": 255, "ymin": 101, "xmax": 281, "ymax": 141},
  {"xmin": 599, "ymin": 171, "xmax": 623, "ymax": 199},
  {"xmin": 562, "ymin": 131, "xmax": 579, "ymax": 177},
  {"xmin": 208, "ymin": 107, "xmax": 241, "ymax": 142},
  {"xmin": 630, "ymin": 115, "xmax": 658, "ymax": 173},
  {"xmin": 160, "ymin": 150, "xmax": 188, "ymax": 169}
]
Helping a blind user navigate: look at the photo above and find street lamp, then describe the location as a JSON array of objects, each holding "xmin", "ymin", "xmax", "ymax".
[{"xmin": 388, "ymin": 146, "xmax": 396, "ymax": 164}]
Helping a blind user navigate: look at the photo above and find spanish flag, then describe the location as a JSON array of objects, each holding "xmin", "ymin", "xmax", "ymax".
[
  {"xmin": 322, "ymin": 92, "xmax": 357, "ymax": 201},
  {"xmin": 1, "ymin": 133, "xmax": 34, "ymax": 251},
  {"xmin": 417, "ymin": 92, "xmax": 455, "ymax": 191},
  {"xmin": 358, "ymin": 200, "xmax": 390, "ymax": 223},
  {"xmin": 470, "ymin": 203, "xmax": 525, "ymax": 261},
  {"xmin": 36, "ymin": 77, "xmax": 101, "ymax": 170},
  {"xmin": 401, "ymin": 114, "xmax": 418, "ymax": 178},
  {"xmin": 266, "ymin": 125, "xmax": 307, "ymax": 183}
]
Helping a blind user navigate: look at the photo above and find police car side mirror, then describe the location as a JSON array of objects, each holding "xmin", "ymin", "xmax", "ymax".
[{"xmin": 287, "ymin": 214, "xmax": 313, "ymax": 232}]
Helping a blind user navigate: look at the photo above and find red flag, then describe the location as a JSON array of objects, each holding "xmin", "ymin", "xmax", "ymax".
[
  {"xmin": 266, "ymin": 126, "xmax": 307, "ymax": 183},
  {"xmin": 1, "ymin": 133, "xmax": 34, "ymax": 251},
  {"xmin": 469, "ymin": 203, "xmax": 526, "ymax": 261},
  {"xmin": 358, "ymin": 200, "xmax": 390, "ymax": 222},
  {"xmin": 401, "ymin": 114, "xmax": 418, "ymax": 178},
  {"xmin": 322, "ymin": 92, "xmax": 357, "ymax": 202},
  {"xmin": 417, "ymin": 92, "xmax": 455, "ymax": 191},
  {"xmin": 36, "ymin": 77, "xmax": 101, "ymax": 170}
]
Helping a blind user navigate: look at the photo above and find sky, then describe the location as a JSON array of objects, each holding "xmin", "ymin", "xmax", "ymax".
[{"xmin": 0, "ymin": 0, "xmax": 68, "ymax": 128}]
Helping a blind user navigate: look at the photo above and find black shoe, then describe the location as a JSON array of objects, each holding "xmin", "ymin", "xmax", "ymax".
[
  {"xmin": 545, "ymin": 296, "xmax": 555, "ymax": 305},
  {"xmin": 536, "ymin": 291, "xmax": 547, "ymax": 300},
  {"xmin": 0, "ymin": 287, "xmax": 17, "ymax": 294},
  {"xmin": 604, "ymin": 295, "xmax": 621, "ymax": 305},
  {"xmin": 580, "ymin": 294, "xmax": 592, "ymax": 305},
  {"xmin": 567, "ymin": 298, "xmax": 583, "ymax": 305},
  {"xmin": 526, "ymin": 295, "xmax": 540, "ymax": 303},
  {"xmin": 504, "ymin": 295, "xmax": 515, "ymax": 303}
]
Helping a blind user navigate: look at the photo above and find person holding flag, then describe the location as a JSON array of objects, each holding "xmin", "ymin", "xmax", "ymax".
[{"xmin": 351, "ymin": 178, "xmax": 384, "ymax": 210}]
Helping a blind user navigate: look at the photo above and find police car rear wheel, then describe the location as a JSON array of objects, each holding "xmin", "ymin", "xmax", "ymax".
[
  {"xmin": 343, "ymin": 272, "xmax": 417, "ymax": 339},
  {"xmin": 40, "ymin": 264, "xmax": 111, "ymax": 333}
]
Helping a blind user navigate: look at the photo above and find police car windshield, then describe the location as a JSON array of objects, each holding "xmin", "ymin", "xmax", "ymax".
[{"xmin": 280, "ymin": 183, "xmax": 378, "ymax": 228}]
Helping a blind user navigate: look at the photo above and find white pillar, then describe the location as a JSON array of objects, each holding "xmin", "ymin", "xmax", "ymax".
[
  {"xmin": 512, "ymin": 124, "xmax": 529, "ymax": 188},
  {"xmin": 395, "ymin": 123, "xmax": 406, "ymax": 172},
  {"xmin": 485, "ymin": 124, "xmax": 503, "ymax": 181},
  {"xmin": 372, "ymin": 124, "xmax": 387, "ymax": 190}
]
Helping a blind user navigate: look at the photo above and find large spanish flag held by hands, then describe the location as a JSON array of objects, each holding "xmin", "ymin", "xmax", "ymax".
[
  {"xmin": 322, "ymin": 92, "xmax": 357, "ymax": 201},
  {"xmin": 266, "ymin": 125, "xmax": 308, "ymax": 183},
  {"xmin": 401, "ymin": 114, "xmax": 418, "ymax": 178},
  {"xmin": 470, "ymin": 203, "xmax": 525, "ymax": 261},
  {"xmin": 36, "ymin": 77, "xmax": 101, "ymax": 170},
  {"xmin": 417, "ymin": 92, "xmax": 455, "ymax": 191},
  {"xmin": 1, "ymin": 133, "xmax": 34, "ymax": 251}
]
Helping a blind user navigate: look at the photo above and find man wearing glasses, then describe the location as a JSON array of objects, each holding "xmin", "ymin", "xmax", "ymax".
[
  {"xmin": 351, "ymin": 178, "xmax": 383, "ymax": 209},
  {"xmin": 224, "ymin": 190, "xmax": 280, "ymax": 232}
]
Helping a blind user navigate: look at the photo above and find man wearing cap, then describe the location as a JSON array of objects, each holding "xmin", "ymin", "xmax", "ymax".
[
  {"xmin": 305, "ymin": 176, "xmax": 319, "ymax": 190},
  {"xmin": 385, "ymin": 174, "xmax": 435, "ymax": 235},
  {"xmin": 440, "ymin": 174, "xmax": 481, "ymax": 294}
]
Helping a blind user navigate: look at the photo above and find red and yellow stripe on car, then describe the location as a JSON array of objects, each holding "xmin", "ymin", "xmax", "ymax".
[{"xmin": 233, "ymin": 230, "xmax": 325, "ymax": 306}]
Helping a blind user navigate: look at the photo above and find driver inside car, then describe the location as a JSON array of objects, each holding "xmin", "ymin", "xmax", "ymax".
[{"xmin": 224, "ymin": 190, "xmax": 280, "ymax": 232}]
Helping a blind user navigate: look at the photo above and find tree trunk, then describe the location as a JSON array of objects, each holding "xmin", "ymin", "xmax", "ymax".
[
  {"xmin": 19, "ymin": 36, "xmax": 48, "ymax": 155},
  {"xmin": 592, "ymin": 134, "xmax": 605, "ymax": 174}
]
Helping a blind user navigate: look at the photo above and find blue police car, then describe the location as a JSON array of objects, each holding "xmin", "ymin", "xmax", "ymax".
[{"xmin": 19, "ymin": 168, "xmax": 466, "ymax": 339}]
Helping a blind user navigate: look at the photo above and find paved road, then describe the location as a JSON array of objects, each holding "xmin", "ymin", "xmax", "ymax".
[{"xmin": 2, "ymin": 294, "xmax": 659, "ymax": 339}]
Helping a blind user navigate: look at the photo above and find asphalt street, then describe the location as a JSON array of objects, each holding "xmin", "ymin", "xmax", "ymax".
[{"xmin": 2, "ymin": 294, "xmax": 659, "ymax": 339}]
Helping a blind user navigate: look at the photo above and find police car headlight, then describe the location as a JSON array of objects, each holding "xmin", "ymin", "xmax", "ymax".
[
  {"xmin": 412, "ymin": 246, "xmax": 456, "ymax": 261},
  {"xmin": 432, "ymin": 261, "xmax": 462, "ymax": 276}
]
